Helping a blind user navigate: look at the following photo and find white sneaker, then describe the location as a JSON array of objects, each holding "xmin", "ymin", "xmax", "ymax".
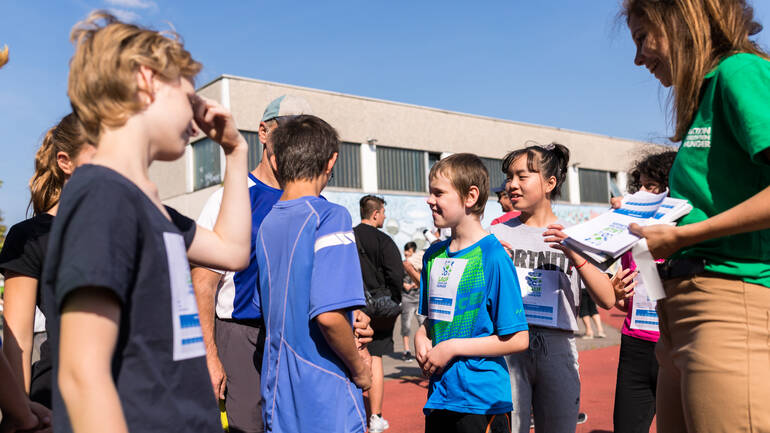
[{"xmin": 369, "ymin": 414, "xmax": 389, "ymax": 432}]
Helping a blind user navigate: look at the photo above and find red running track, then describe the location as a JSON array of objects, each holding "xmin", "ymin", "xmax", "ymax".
[{"xmin": 376, "ymin": 308, "xmax": 656, "ymax": 433}]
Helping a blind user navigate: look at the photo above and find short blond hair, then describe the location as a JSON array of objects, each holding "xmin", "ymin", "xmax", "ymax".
[{"xmin": 68, "ymin": 11, "xmax": 202, "ymax": 143}]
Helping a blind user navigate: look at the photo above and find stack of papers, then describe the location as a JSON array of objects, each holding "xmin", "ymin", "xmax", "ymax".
[{"xmin": 561, "ymin": 190, "xmax": 692, "ymax": 270}]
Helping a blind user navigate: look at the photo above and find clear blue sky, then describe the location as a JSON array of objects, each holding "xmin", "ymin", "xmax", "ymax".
[{"xmin": 1, "ymin": 1, "xmax": 769, "ymax": 227}]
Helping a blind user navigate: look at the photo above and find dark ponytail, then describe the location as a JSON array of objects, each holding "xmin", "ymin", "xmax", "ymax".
[
  {"xmin": 501, "ymin": 142, "xmax": 570, "ymax": 199},
  {"xmin": 29, "ymin": 113, "xmax": 89, "ymax": 215}
]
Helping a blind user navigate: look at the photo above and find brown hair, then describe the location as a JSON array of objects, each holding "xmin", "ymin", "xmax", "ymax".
[
  {"xmin": 360, "ymin": 195, "xmax": 386, "ymax": 220},
  {"xmin": 29, "ymin": 113, "xmax": 90, "ymax": 215},
  {"xmin": 68, "ymin": 10, "xmax": 202, "ymax": 144},
  {"xmin": 270, "ymin": 115, "xmax": 340, "ymax": 188},
  {"xmin": 622, "ymin": 0, "xmax": 768, "ymax": 141},
  {"xmin": 429, "ymin": 153, "xmax": 489, "ymax": 217},
  {"xmin": 0, "ymin": 45, "xmax": 8, "ymax": 69}
]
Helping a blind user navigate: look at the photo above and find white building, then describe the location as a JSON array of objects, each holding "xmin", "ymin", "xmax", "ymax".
[{"xmin": 150, "ymin": 75, "xmax": 662, "ymax": 249}]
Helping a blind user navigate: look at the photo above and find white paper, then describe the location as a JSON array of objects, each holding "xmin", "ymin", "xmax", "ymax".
[
  {"xmin": 629, "ymin": 270, "xmax": 660, "ymax": 332},
  {"xmin": 631, "ymin": 239, "xmax": 666, "ymax": 301},
  {"xmin": 427, "ymin": 258, "xmax": 468, "ymax": 322},
  {"xmin": 515, "ymin": 268, "xmax": 560, "ymax": 327},
  {"xmin": 163, "ymin": 232, "xmax": 206, "ymax": 361}
]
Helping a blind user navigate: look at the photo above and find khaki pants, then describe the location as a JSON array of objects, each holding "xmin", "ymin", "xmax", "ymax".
[{"xmin": 656, "ymin": 274, "xmax": 770, "ymax": 433}]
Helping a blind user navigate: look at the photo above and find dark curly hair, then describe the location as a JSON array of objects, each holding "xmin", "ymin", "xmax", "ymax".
[{"xmin": 627, "ymin": 151, "xmax": 678, "ymax": 194}]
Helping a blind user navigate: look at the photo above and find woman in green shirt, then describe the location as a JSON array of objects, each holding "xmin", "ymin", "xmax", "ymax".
[{"xmin": 622, "ymin": 1, "xmax": 770, "ymax": 432}]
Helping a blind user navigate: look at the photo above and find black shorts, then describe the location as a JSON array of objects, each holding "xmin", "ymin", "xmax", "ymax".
[
  {"xmin": 579, "ymin": 289, "xmax": 598, "ymax": 317},
  {"xmin": 367, "ymin": 328, "xmax": 395, "ymax": 357},
  {"xmin": 426, "ymin": 410, "xmax": 511, "ymax": 433}
]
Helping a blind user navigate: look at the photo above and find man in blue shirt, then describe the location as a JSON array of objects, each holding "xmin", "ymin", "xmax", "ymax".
[
  {"xmin": 191, "ymin": 95, "xmax": 312, "ymax": 433},
  {"xmin": 256, "ymin": 115, "xmax": 371, "ymax": 433}
]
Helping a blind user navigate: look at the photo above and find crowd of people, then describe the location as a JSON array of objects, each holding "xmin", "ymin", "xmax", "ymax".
[{"xmin": 1, "ymin": 0, "xmax": 769, "ymax": 432}]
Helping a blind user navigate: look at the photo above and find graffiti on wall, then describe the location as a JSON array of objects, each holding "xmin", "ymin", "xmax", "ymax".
[{"xmin": 323, "ymin": 190, "xmax": 609, "ymax": 255}]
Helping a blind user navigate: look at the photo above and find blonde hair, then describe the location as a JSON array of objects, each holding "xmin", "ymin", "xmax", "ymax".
[
  {"xmin": 68, "ymin": 11, "xmax": 202, "ymax": 143},
  {"xmin": 623, "ymin": 0, "xmax": 768, "ymax": 142},
  {"xmin": 0, "ymin": 45, "xmax": 8, "ymax": 69},
  {"xmin": 29, "ymin": 114, "xmax": 90, "ymax": 215},
  {"xmin": 429, "ymin": 153, "xmax": 489, "ymax": 217}
]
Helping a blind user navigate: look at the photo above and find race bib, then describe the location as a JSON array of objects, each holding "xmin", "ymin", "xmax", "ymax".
[
  {"xmin": 427, "ymin": 258, "xmax": 468, "ymax": 322},
  {"xmin": 516, "ymin": 268, "xmax": 560, "ymax": 327},
  {"xmin": 629, "ymin": 272, "xmax": 660, "ymax": 332},
  {"xmin": 163, "ymin": 232, "xmax": 206, "ymax": 361}
]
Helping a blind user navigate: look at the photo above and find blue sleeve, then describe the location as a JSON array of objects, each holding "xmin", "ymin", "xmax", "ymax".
[
  {"xmin": 308, "ymin": 205, "xmax": 366, "ymax": 319},
  {"xmin": 485, "ymin": 245, "xmax": 528, "ymax": 336}
]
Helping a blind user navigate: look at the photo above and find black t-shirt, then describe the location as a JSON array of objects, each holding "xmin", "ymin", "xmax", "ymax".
[
  {"xmin": 352, "ymin": 223, "xmax": 403, "ymax": 304},
  {"xmin": 41, "ymin": 165, "xmax": 219, "ymax": 432},
  {"xmin": 0, "ymin": 213, "xmax": 53, "ymax": 282}
]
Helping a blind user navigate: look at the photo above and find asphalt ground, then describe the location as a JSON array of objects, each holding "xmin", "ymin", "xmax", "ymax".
[{"xmin": 373, "ymin": 308, "xmax": 657, "ymax": 433}]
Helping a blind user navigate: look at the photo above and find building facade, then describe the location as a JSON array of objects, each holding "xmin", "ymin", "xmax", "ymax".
[{"xmin": 150, "ymin": 75, "xmax": 663, "ymax": 249}]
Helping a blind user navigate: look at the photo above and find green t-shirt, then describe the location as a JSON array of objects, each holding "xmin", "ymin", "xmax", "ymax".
[{"xmin": 669, "ymin": 53, "xmax": 770, "ymax": 288}]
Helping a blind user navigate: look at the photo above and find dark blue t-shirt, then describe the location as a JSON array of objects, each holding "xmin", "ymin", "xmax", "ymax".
[{"xmin": 41, "ymin": 165, "xmax": 219, "ymax": 432}]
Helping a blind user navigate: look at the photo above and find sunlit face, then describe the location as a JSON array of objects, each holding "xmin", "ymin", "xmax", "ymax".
[
  {"xmin": 505, "ymin": 155, "xmax": 554, "ymax": 213},
  {"xmin": 374, "ymin": 206, "xmax": 386, "ymax": 228},
  {"xmin": 638, "ymin": 173, "xmax": 663, "ymax": 194},
  {"xmin": 427, "ymin": 173, "xmax": 466, "ymax": 229},
  {"xmin": 629, "ymin": 14, "xmax": 673, "ymax": 87},
  {"xmin": 146, "ymin": 77, "xmax": 197, "ymax": 161},
  {"xmin": 404, "ymin": 248, "xmax": 414, "ymax": 258}
]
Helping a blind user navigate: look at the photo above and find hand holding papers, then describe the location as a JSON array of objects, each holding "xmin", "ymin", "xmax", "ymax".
[{"xmin": 561, "ymin": 190, "xmax": 692, "ymax": 270}]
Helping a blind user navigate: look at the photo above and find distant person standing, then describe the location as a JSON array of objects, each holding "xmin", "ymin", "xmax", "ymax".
[
  {"xmin": 400, "ymin": 242, "xmax": 424, "ymax": 361},
  {"xmin": 354, "ymin": 195, "xmax": 403, "ymax": 433},
  {"xmin": 491, "ymin": 180, "xmax": 520, "ymax": 226}
]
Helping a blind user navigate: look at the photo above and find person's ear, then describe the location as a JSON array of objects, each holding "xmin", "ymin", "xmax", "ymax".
[
  {"xmin": 57, "ymin": 151, "xmax": 75, "ymax": 176},
  {"xmin": 464, "ymin": 185, "xmax": 480, "ymax": 211},
  {"xmin": 136, "ymin": 65, "xmax": 156, "ymax": 107},
  {"xmin": 258, "ymin": 121, "xmax": 269, "ymax": 145},
  {"xmin": 544, "ymin": 175, "xmax": 557, "ymax": 196},
  {"xmin": 326, "ymin": 152, "xmax": 338, "ymax": 176}
]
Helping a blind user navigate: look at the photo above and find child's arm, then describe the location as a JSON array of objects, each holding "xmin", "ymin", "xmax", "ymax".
[
  {"xmin": 414, "ymin": 322, "xmax": 432, "ymax": 370},
  {"xmin": 421, "ymin": 331, "xmax": 529, "ymax": 377},
  {"xmin": 1, "ymin": 273, "xmax": 38, "ymax": 392},
  {"xmin": 58, "ymin": 288, "xmax": 128, "ymax": 433},
  {"xmin": 543, "ymin": 224, "xmax": 636, "ymax": 309},
  {"xmin": 186, "ymin": 96, "xmax": 250, "ymax": 272},
  {"xmin": 315, "ymin": 310, "xmax": 371, "ymax": 390}
]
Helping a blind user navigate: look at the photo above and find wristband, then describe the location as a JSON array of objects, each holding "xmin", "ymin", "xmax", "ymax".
[{"xmin": 575, "ymin": 259, "xmax": 588, "ymax": 269}]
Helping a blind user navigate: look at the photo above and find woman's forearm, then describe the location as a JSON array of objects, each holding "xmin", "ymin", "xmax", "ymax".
[{"xmin": 677, "ymin": 185, "xmax": 770, "ymax": 248}]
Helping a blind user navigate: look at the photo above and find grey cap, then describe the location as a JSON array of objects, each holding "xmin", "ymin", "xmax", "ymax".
[{"xmin": 261, "ymin": 95, "xmax": 313, "ymax": 122}]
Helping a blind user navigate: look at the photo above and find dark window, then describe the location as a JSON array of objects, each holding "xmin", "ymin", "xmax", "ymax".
[
  {"xmin": 377, "ymin": 146, "xmax": 425, "ymax": 192},
  {"xmin": 241, "ymin": 130, "xmax": 262, "ymax": 171},
  {"xmin": 328, "ymin": 142, "xmax": 361, "ymax": 189},
  {"xmin": 578, "ymin": 168, "xmax": 610, "ymax": 204},
  {"xmin": 480, "ymin": 157, "xmax": 505, "ymax": 194},
  {"xmin": 192, "ymin": 138, "xmax": 221, "ymax": 191}
]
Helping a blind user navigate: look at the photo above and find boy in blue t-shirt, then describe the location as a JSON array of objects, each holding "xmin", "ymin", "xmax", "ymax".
[
  {"xmin": 415, "ymin": 153, "xmax": 529, "ymax": 433},
  {"xmin": 255, "ymin": 115, "xmax": 371, "ymax": 433}
]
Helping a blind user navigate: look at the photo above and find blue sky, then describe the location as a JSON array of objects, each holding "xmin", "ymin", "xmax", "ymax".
[{"xmin": 1, "ymin": 1, "xmax": 769, "ymax": 227}]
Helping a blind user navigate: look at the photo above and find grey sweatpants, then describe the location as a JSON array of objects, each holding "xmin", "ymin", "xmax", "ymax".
[
  {"xmin": 215, "ymin": 318, "xmax": 264, "ymax": 433},
  {"xmin": 507, "ymin": 326, "xmax": 580, "ymax": 433}
]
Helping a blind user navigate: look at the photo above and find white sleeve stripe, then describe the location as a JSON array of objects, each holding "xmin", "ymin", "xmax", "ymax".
[{"xmin": 314, "ymin": 231, "xmax": 356, "ymax": 252}]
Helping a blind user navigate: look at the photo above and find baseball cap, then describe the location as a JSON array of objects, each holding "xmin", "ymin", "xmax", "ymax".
[
  {"xmin": 261, "ymin": 95, "xmax": 313, "ymax": 122},
  {"xmin": 492, "ymin": 180, "xmax": 508, "ymax": 194}
]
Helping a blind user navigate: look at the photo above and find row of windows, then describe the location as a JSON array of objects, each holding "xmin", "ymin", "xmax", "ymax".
[{"xmin": 191, "ymin": 137, "xmax": 618, "ymax": 203}]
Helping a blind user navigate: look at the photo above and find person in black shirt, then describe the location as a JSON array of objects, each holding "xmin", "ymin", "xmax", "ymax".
[
  {"xmin": 353, "ymin": 195, "xmax": 403, "ymax": 433},
  {"xmin": 0, "ymin": 113, "xmax": 95, "ymax": 408},
  {"xmin": 44, "ymin": 12, "xmax": 251, "ymax": 432}
]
